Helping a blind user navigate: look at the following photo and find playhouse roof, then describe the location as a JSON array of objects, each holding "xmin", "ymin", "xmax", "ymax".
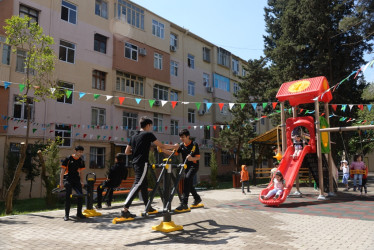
[{"xmin": 276, "ymin": 76, "xmax": 332, "ymax": 106}]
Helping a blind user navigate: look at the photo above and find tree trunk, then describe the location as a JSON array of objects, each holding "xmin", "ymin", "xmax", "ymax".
[
  {"xmin": 5, "ymin": 142, "xmax": 26, "ymax": 214},
  {"xmin": 29, "ymin": 179, "xmax": 33, "ymax": 199},
  {"xmin": 37, "ymin": 150, "xmax": 54, "ymax": 205}
]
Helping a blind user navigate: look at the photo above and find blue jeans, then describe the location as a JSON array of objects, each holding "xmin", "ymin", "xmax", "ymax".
[{"xmin": 353, "ymin": 174, "xmax": 363, "ymax": 187}]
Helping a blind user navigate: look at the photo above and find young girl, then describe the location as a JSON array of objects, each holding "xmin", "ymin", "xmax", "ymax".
[
  {"xmin": 350, "ymin": 154, "xmax": 366, "ymax": 192},
  {"xmin": 292, "ymin": 135, "xmax": 303, "ymax": 160},
  {"xmin": 340, "ymin": 160, "xmax": 350, "ymax": 191},
  {"xmin": 261, "ymin": 171, "xmax": 286, "ymax": 200}
]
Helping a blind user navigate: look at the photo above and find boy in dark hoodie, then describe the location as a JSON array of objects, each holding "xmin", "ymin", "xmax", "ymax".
[{"xmin": 96, "ymin": 153, "xmax": 128, "ymax": 208}]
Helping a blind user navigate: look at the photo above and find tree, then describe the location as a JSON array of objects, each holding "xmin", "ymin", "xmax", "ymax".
[
  {"xmin": 4, "ymin": 16, "xmax": 59, "ymax": 214},
  {"xmin": 214, "ymin": 58, "xmax": 272, "ymax": 171},
  {"xmin": 209, "ymin": 150, "xmax": 218, "ymax": 187}
]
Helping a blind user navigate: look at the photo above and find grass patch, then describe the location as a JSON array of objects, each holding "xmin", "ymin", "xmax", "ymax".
[{"xmin": 0, "ymin": 198, "xmax": 65, "ymax": 217}]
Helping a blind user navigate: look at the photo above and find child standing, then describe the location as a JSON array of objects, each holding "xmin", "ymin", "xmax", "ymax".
[
  {"xmin": 240, "ymin": 165, "xmax": 250, "ymax": 194},
  {"xmin": 261, "ymin": 171, "xmax": 286, "ymax": 200},
  {"xmin": 340, "ymin": 160, "xmax": 350, "ymax": 191},
  {"xmin": 292, "ymin": 135, "xmax": 303, "ymax": 160},
  {"xmin": 361, "ymin": 168, "xmax": 368, "ymax": 196},
  {"xmin": 350, "ymin": 154, "xmax": 366, "ymax": 192}
]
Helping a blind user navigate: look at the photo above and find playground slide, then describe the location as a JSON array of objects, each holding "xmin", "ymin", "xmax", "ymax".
[{"xmin": 259, "ymin": 145, "xmax": 311, "ymax": 206}]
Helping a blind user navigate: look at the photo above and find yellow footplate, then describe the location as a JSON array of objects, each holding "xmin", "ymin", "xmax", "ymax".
[
  {"xmin": 174, "ymin": 207, "xmax": 191, "ymax": 213},
  {"xmin": 112, "ymin": 217, "xmax": 135, "ymax": 224},
  {"xmin": 83, "ymin": 209, "xmax": 102, "ymax": 217},
  {"xmin": 190, "ymin": 203, "xmax": 204, "ymax": 209},
  {"xmin": 152, "ymin": 221, "xmax": 183, "ymax": 232}
]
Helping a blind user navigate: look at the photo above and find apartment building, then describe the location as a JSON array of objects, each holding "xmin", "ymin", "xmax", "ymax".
[{"xmin": 0, "ymin": 0, "xmax": 256, "ymax": 199}]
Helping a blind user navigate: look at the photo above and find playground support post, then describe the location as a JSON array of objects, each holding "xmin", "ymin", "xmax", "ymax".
[
  {"xmin": 280, "ymin": 102, "xmax": 287, "ymax": 155},
  {"xmin": 315, "ymin": 100, "xmax": 325, "ymax": 200},
  {"xmin": 292, "ymin": 106, "xmax": 301, "ymax": 194},
  {"xmin": 324, "ymin": 102, "xmax": 335, "ymax": 196}
]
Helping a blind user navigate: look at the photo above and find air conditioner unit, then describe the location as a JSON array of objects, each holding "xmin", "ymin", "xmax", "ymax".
[
  {"xmin": 139, "ymin": 48, "xmax": 147, "ymax": 56},
  {"xmin": 198, "ymin": 110, "xmax": 205, "ymax": 115},
  {"xmin": 233, "ymin": 71, "xmax": 238, "ymax": 76},
  {"xmin": 206, "ymin": 87, "xmax": 213, "ymax": 93},
  {"xmin": 170, "ymin": 45, "xmax": 176, "ymax": 52},
  {"xmin": 154, "ymin": 100, "xmax": 161, "ymax": 106},
  {"xmin": 127, "ymin": 130, "xmax": 137, "ymax": 137}
]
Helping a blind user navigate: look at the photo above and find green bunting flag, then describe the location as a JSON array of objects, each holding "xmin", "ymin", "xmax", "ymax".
[
  {"xmin": 149, "ymin": 99, "xmax": 155, "ymax": 107},
  {"xmin": 65, "ymin": 90, "xmax": 72, "ymax": 99},
  {"xmin": 240, "ymin": 103, "xmax": 245, "ymax": 109},
  {"xmin": 262, "ymin": 103, "xmax": 268, "ymax": 109},
  {"xmin": 195, "ymin": 102, "xmax": 201, "ymax": 110},
  {"xmin": 94, "ymin": 94, "xmax": 100, "ymax": 100},
  {"xmin": 207, "ymin": 125, "xmax": 210, "ymax": 130},
  {"xmin": 19, "ymin": 84, "xmax": 25, "ymax": 92},
  {"xmin": 32, "ymin": 128, "xmax": 37, "ymax": 133}
]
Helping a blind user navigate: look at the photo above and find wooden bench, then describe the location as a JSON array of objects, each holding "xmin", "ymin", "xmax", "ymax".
[{"xmin": 94, "ymin": 177, "xmax": 152, "ymax": 196}]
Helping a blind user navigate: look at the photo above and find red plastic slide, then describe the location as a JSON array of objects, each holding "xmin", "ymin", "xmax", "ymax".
[{"xmin": 259, "ymin": 145, "xmax": 311, "ymax": 206}]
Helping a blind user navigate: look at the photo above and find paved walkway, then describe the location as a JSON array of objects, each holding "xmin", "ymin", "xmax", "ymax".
[{"xmin": 1, "ymin": 181, "xmax": 374, "ymax": 249}]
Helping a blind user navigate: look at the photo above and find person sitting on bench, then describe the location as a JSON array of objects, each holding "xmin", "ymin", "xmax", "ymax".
[{"xmin": 96, "ymin": 153, "xmax": 128, "ymax": 209}]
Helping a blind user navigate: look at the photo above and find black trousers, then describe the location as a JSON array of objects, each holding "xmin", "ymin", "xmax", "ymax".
[
  {"xmin": 124, "ymin": 164, "xmax": 149, "ymax": 209},
  {"xmin": 97, "ymin": 180, "xmax": 116, "ymax": 206},
  {"xmin": 64, "ymin": 178, "xmax": 83, "ymax": 216},
  {"xmin": 182, "ymin": 167, "xmax": 200, "ymax": 204}
]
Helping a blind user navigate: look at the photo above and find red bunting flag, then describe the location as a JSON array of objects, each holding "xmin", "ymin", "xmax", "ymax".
[
  {"xmin": 14, "ymin": 126, "xmax": 19, "ymax": 130},
  {"xmin": 116, "ymin": 126, "xmax": 118, "ymax": 130},
  {"xmin": 188, "ymin": 126, "xmax": 191, "ymax": 129},
  {"xmin": 218, "ymin": 103, "xmax": 224, "ymax": 111},
  {"xmin": 331, "ymin": 105, "xmax": 337, "ymax": 111},
  {"xmin": 272, "ymin": 102, "xmax": 278, "ymax": 109},
  {"xmin": 261, "ymin": 115, "xmax": 267, "ymax": 118},
  {"xmin": 108, "ymin": 137, "xmax": 112, "ymax": 141},
  {"xmin": 119, "ymin": 97, "xmax": 125, "ymax": 105},
  {"xmin": 362, "ymin": 120, "xmax": 366, "ymax": 124},
  {"xmin": 83, "ymin": 134, "xmax": 87, "ymax": 138},
  {"xmin": 358, "ymin": 104, "xmax": 364, "ymax": 111},
  {"xmin": 299, "ymin": 108, "xmax": 304, "ymax": 114},
  {"xmin": 165, "ymin": 126, "xmax": 168, "ymax": 131},
  {"xmin": 78, "ymin": 124, "xmax": 80, "ymax": 128},
  {"xmin": 213, "ymin": 125, "xmax": 216, "ymax": 130},
  {"xmin": 171, "ymin": 101, "xmax": 177, "ymax": 109},
  {"xmin": 49, "ymin": 130, "xmax": 54, "ymax": 133}
]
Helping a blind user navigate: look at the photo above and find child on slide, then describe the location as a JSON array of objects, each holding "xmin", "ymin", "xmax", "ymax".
[
  {"xmin": 261, "ymin": 171, "xmax": 286, "ymax": 200},
  {"xmin": 292, "ymin": 135, "xmax": 303, "ymax": 160}
]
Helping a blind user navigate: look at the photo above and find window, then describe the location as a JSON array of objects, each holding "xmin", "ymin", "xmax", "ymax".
[
  {"xmin": 242, "ymin": 67, "xmax": 246, "ymax": 76},
  {"xmin": 203, "ymin": 47, "xmax": 210, "ymax": 62},
  {"xmin": 170, "ymin": 61, "xmax": 178, "ymax": 76},
  {"xmin": 152, "ymin": 20, "xmax": 164, "ymax": 39},
  {"xmin": 187, "ymin": 54, "xmax": 194, "ymax": 69},
  {"xmin": 220, "ymin": 105, "xmax": 228, "ymax": 115},
  {"xmin": 91, "ymin": 107, "xmax": 106, "ymax": 126},
  {"xmin": 123, "ymin": 112, "xmax": 137, "ymax": 130},
  {"xmin": 125, "ymin": 42, "xmax": 138, "ymax": 61},
  {"xmin": 188, "ymin": 81, "xmax": 195, "ymax": 96},
  {"xmin": 90, "ymin": 147, "xmax": 105, "ymax": 169},
  {"xmin": 13, "ymin": 96, "xmax": 34, "ymax": 119},
  {"xmin": 95, "ymin": 0, "xmax": 108, "ymax": 18},
  {"xmin": 154, "ymin": 53, "xmax": 163, "ymax": 70},
  {"xmin": 217, "ymin": 47, "xmax": 230, "ymax": 67},
  {"xmin": 94, "ymin": 34, "xmax": 107, "ymax": 54},
  {"xmin": 204, "ymin": 126, "xmax": 211, "ymax": 139},
  {"xmin": 170, "ymin": 90, "xmax": 178, "ymax": 102},
  {"xmin": 2, "ymin": 44, "xmax": 11, "ymax": 65},
  {"xmin": 153, "ymin": 113, "xmax": 163, "ymax": 132},
  {"xmin": 221, "ymin": 151, "xmax": 230, "ymax": 165},
  {"xmin": 261, "ymin": 117, "xmax": 265, "ymax": 125},
  {"xmin": 57, "ymin": 82, "xmax": 74, "ymax": 104},
  {"xmin": 171, "ymin": 120, "xmax": 178, "ymax": 135},
  {"xmin": 188, "ymin": 109, "xmax": 195, "ymax": 123},
  {"xmin": 16, "ymin": 50, "xmax": 27, "ymax": 73},
  {"xmin": 59, "ymin": 40, "xmax": 75, "ymax": 63},
  {"xmin": 116, "ymin": 71, "xmax": 144, "ymax": 96},
  {"xmin": 203, "ymin": 73, "xmax": 210, "ymax": 87},
  {"xmin": 203, "ymin": 98, "xmax": 209, "ymax": 113},
  {"xmin": 61, "ymin": 1, "xmax": 77, "ymax": 24},
  {"xmin": 214, "ymin": 73, "xmax": 230, "ymax": 92},
  {"xmin": 19, "ymin": 4, "xmax": 39, "ymax": 23},
  {"xmin": 153, "ymin": 84, "xmax": 168, "ymax": 101},
  {"xmin": 232, "ymin": 58, "xmax": 239, "ymax": 73},
  {"xmin": 117, "ymin": 0, "xmax": 144, "ymax": 30},
  {"xmin": 204, "ymin": 153, "xmax": 211, "ymax": 167},
  {"xmin": 92, "ymin": 70, "xmax": 106, "ymax": 90},
  {"xmin": 170, "ymin": 33, "xmax": 178, "ymax": 47},
  {"xmin": 233, "ymin": 82, "xmax": 240, "ymax": 95},
  {"xmin": 55, "ymin": 124, "xmax": 71, "ymax": 147}
]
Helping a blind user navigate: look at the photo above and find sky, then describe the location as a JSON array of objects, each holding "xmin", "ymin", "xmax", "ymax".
[{"xmin": 131, "ymin": 0, "xmax": 373, "ymax": 83}]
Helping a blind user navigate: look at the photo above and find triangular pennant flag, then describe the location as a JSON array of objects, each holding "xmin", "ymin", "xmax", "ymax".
[
  {"xmin": 3, "ymin": 125, "xmax": 8, "ymax": 130},
  {"xmin": 149, "ymin": 99, "xmax": 155, "ymax": 107},
  {"xmin": 367, "ymin": 104, "xmax": 372, "ymax": 112},
  {"xmin": 97, "ymin": 135, "xmax": 100, "ymax": 140},
  {"xmin": 65, "ymin": 90, "xmax": 72, "ymax": 99},
  {"xmin": 227, "ymin": 125, "xmax": 230, "ymax": 129},
  {"xmin": 331, "ymin": 104, "xmax": 337, "ymax": 111},
  {"xmin": 272, "ymin": 102, "xmax": 277, "ymax": 109},
  {"xmin": 103, "ymin": 136, "xmax": 106, "ymax": 140},
  {"xmin": 32, "ymin": 128, "xmax": 37, "ymax": 133},
  {"xmin": 262, "ymin": 103, "xmax": 268, "ymax": 109},
  {"xmin": 251, "ymin": 103, "xmax": 257, "ymax": 110},
  {"xmin": 83, "ymin": 134, "xmax": 87, "ymax": 138},
  {"xmin": 108, "ymin": 136, "xmax": 112, "ymax": 141},
  {"xmin": 229, "ymin": 103, "xmax": 235, "ymax": 110},
  {"xmin": 240, "ymin": 103, "xmax": 245, "ymax": 109},
  {"xmin": 4, "ymin": 81, "xmax": 11, "ymax": 89},
  {"xmin": 19, "ymin": 84, "xmax": 25, "ymax": 92},
  {"xmin": 171, "ymin": 101, "xmax": 177, "ymax": 109},
  {"xmin": 207, "ymin": 125, "xmax": 210, "ymax": 130},
  {"xmin": 182, "ymin": 102, "xmax": 190, "ymax": 105},
  {"xmin": 193, "ymin": 126, "xmax": 197, "ymax": 130},
  {"xmin": 106, "ymin": 95, "xmax": 113, "ymax": 101},
  {"xmin": 93, "ymin": 94, "xmax": 101, "ymax": 100},
  {"xmin": 75, "ymin": 133, "xmax": 80, "ymax": 136},
  {"xmin": 165, "ymin": 126, "xmax": 168, "ymax": 131},
  {"xmin": 206, "ymin": 103, "xmax": 212, "ymax": 111},
  {"xmin": 220, "ymin": 125, "xmax": 224, "ymax": 129},
  {"xmin": 195, "ymin": 102, "xmax": 201, "ymax": 110},
  {"xmin": 341, "ymin": 105, "xmax": 347, "ymax": 112},
  {"xmin": 118, "ymin": 97, "xmax": 125, "ymax": 105},
  {"xmin": 349, "ymin": 105, "xmax": 354, "ymax": 111},
  {"xmin": 213, "ymin": 125, "xmax": 216, "ymax": 130},
  {"xmin": 161, "ymin": 100, "xmax": 167, "ymax": 107},
  {"xmin": 200, "ymin": 126, "xmax": 203, "ymax": 129},
  {"xmin": 14, "ymin": 126, "xmax": 19, "ymax": 130},
  {"xmin": 50, "ymin": 87, "xmax": 56, "ymax": 94},
  {"xmin": 218, "ymin": 103, "xmax": 224, "ymax": 111},
  {"xmin": 135, "ymin": 98, "xmax": 141, "ymax": 104},
  {"xmin": 358, "ymin": 104, "xmax": 364, "ymax": 111}
]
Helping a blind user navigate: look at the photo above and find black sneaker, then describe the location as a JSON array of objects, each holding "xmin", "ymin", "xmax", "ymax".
[
  {"xmin": 121, "ymin": 210, "xmax": 136, "ymax": 218},
  {"xmin": 105, "ymin": 203, "xmax": 111, "ymax": 208},
  {"xmin": 175, "ymin": 203, "xmax": 188, "ymax": 211},
  {"xmin": 76, "ymin": 213, "xmax": 87, "ymax": 219},
  {"xmin": 274, "ymin": 194, "xmax": 279, "ymax": 199},
  {"xmin": 192, "ymin": 197, "xmax": 202, "ymax": 206},
  {"xmin": 64, "ymin": 215, "xmax": 69, "ymax": 221},
  {"xmin": 148, "ymin": 207, "xmax": 156, "ymax": 213},
  {"xmin": 95, "ymin": 204, "xmax": 102, "ymax": 209}
]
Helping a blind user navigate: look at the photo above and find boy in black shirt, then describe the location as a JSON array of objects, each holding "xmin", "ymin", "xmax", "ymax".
[
  {"xmin": 174, "ymin": 129, "xmax": 202, "ymax": 211},
  {"xmin": 59, "ymin": 145, "xmax": 86, "ymax": 221},
  {"xmin": 96, "ymin": 153, "xmax": 128, "ymax": 208},
  {"xmin": 121, "ymin": 117, "xmax": 174, "ymax": 218}
]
